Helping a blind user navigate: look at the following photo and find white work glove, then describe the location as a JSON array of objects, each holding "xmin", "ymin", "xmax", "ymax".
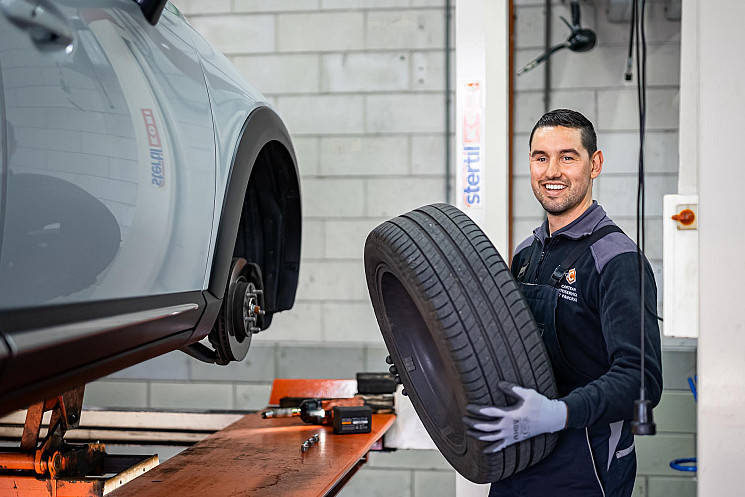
[{"xmin": 463, "ymin": 381, "xmax": 568, "ymax": 453}]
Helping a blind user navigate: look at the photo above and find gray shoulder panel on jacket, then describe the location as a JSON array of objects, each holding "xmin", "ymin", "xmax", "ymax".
[
  {"xmin": 514, "ymin": 235, "xmax": 535, "ymax": 256},
  {"xmin": 590, "ymin": 232, "xmax": 638, "ymax": 273}
]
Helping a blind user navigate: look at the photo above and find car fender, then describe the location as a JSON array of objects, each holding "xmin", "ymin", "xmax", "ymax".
[
  {"xmin": 209, "ymin": 105, "xmax": 301, "ymax": 304},
  {"xmin": 186, "ymin": 27, "xmax": 301, "ymax": 342}
]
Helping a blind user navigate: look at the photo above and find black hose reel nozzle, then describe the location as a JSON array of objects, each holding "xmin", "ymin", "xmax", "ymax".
[{"xmin": 631, "ymin": 395, "xmax": 656, "ymax": 436}]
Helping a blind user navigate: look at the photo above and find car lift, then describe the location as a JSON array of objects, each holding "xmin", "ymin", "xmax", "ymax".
[
  {"xmin": 0, "ymin": 386, "xmax": 157, "ymax": 497},
  {"xmin": 0, "ymin": 379, "xmax": 396, "ymax": 496}
]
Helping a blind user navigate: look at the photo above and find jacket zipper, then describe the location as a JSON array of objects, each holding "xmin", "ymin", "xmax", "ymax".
[{"xmin": 533, "ymin": 237, "xmax": 551, "ymax": 283}]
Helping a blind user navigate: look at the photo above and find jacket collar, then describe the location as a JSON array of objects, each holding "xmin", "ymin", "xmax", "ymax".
[{"xmin": 534, "ymin": 201, "xmax": 610, "ymax": 243}]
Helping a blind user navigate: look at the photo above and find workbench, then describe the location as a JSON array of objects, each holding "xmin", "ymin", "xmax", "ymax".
[{"xmin": 107, "ymin": 412, "xmax": 396, "ymax": 497}]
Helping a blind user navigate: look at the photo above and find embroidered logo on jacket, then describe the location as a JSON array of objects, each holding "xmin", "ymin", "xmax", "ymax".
[{"xmin": 559, "ymin": 268, "xmax": 578, "ymax": 303}]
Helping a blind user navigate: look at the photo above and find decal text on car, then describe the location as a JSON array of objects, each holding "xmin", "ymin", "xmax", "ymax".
[{"xmin": 141, "ymin": 108, "xmax": 166, "ymax": 188}]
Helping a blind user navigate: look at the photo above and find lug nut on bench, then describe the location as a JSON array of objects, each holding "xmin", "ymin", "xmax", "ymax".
[{"xmin": 301, "ymin": 434, "xmax": 320, "ymax": 452}]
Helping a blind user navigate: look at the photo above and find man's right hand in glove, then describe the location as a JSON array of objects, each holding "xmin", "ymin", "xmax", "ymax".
[{"xmin": 463, "ymin": 381, "xmax": 567, "ymax": 453}]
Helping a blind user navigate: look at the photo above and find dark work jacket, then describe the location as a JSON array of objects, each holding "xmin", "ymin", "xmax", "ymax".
[{"xmin": 511, "ymin": 202, "xmax": 663, "ymax": 429}]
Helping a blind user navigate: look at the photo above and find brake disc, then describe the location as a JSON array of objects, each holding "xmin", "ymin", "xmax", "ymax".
[{"xmin": 209, "ymin": 258, "xmax": 265, "ymax": 364}]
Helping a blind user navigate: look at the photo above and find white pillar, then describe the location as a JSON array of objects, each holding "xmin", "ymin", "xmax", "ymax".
[
  {"xmin": 453, "ymin": 1, "xmax": 510, "ymax": 494},
  {"xmin": 454, "ymin": 0, "xmax": 510, "ymax": 255},
  {"xmin": 697, "ymin": 1, "xmax": 745, "ymax": 495},
  {"xmin": 456, "ymin": 474, "xmax": 489, "ymax": 497},
  {"xmin": 677, "ymin": 0, "xmax": 698, "ymax": 195}
]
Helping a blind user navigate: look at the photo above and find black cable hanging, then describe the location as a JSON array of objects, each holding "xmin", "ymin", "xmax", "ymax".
[
  {"xmin": 624, "ymin": 1, "xmax": 635, "ymax": 81},
  {"xmin": 517, "ymin": 0, "xmax": 596, "ymax": 77},
  {"xmin": 630, "ymin": 0, "xmax": 656, "ymax": 436}
]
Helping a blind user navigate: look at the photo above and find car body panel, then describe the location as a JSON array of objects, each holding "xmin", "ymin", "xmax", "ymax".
[
  {"xmin": 0, "ymin": 0, "xmax": 301, "ymax": 415},
  {"xmin": 183, "ymin": 22, "xmax": 266, "ymax": 290},
  {"xmin": 0, "ymin": 288, "xmax": 206, "ymax": 413},
  {"xmin": 0, "ymin": 0, "xmax": 215, "ymax": 309},
  {"xmin": 185, "ymin": 21, "xmax": 301, "ymax": 315},
  {"xmin": 204, "ymin": 107, "xmax": 301, "ymax": 315}
]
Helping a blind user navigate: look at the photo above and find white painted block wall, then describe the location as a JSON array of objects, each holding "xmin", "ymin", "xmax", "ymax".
[{"xmin": 218, "ymin": 2, "xmax": 454, "ymax": 350}]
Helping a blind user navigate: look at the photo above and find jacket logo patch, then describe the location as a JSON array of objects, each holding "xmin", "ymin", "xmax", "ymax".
[
  {"xmin": 559, "ymin": 284, "xmax": 578, "ymax": 302},
  {"xmin": 566, "ymin": 268, "xmax": 576, "ymax": 285}
]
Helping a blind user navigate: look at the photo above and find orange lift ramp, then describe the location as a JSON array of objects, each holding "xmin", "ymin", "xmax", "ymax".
[{"xmin": 0, "ymin": 386, "xmax": 158, "ymax": 497}]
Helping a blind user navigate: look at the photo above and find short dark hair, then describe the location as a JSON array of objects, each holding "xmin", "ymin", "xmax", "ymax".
[{"xmin": 529, "ymin": 108, "xmax": 597, "ymax": 156}]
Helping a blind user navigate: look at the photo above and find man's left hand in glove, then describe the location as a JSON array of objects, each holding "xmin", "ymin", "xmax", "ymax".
[{"xmin": 463, "ymin": 381, "xmax": 568, "ymax": 453}]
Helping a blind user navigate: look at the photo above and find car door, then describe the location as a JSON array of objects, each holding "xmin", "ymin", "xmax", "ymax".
[
  {"xmin": 0, "ymin": 0, "xmax": 215, "ymax": 310},
  {"xmin": 0, "ymin": 1, "xmax": 217, "ymax": 409}
]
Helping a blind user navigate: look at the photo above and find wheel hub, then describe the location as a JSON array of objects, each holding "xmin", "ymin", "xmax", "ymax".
[
  {"xmin": 232, "ymin": 280, "xmax": 264, "ymax": 339},
  {"xmin": 209, "ymin": 258, "xmax": 266, "ymax": 363}
]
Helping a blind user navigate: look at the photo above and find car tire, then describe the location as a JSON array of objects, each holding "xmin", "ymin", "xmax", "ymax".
[{"xmin": 364, "ymin": 203, "xmax": 558, "ymax": 483}]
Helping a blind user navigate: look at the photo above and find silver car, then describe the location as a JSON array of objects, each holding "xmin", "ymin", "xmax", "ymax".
[{"xmin": 0, "ymin": 0, "xmax": 302, "ymax": 415}]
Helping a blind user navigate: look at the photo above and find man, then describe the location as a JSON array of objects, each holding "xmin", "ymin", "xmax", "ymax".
[{"xmin": 463, "ymin": 109, "xmax": 663, "ymax": 496}]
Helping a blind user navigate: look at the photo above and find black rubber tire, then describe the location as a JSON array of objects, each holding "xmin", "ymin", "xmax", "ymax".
[{"xmin": 364, "ymin": 203, "xmax": 558, "ymax": 484}]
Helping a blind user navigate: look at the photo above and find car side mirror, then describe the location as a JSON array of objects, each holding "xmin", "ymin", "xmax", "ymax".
[{"xmin": 136, "ymin": 0, "xmax": 168, "ymax": 26}]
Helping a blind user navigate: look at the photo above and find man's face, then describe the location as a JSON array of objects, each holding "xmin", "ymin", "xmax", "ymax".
[{"xmin": 529, "ymin": 126, "xmax": 602, "ymax": 221}]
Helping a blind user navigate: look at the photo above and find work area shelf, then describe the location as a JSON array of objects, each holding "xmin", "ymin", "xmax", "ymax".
[{"xmin": 107, "ymin": 412, "xmax": 396, "ymax": 497}]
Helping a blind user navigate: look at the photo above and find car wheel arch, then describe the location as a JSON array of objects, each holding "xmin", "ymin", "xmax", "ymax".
[{"xmin": 207, "ymin": 106, "xmax": 301, "ymax": 333}]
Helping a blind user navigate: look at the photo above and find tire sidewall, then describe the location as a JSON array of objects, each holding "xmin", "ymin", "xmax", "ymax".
[
  {"xmin": 364, "ymin": 205, "xmax": 559, "ymax": 484},
  {"xmin": 365, "ymin": 230, "xmax": 486, "ymax": 478}
]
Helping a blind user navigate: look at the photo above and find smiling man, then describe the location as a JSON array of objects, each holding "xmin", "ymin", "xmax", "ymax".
[{"xmin": 464, "ymin": 109, "xmax": 663, "ymax": 496}]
